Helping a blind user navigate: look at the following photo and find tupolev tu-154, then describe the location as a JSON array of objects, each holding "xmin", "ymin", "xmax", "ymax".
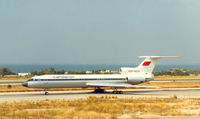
[{"xmin": 22, "ymin": 56, "xmax": 181, "ymax": 95}]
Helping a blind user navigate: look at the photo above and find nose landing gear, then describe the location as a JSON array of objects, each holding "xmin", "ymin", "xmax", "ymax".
[{"xmin": 44, "ymin": 89, "xmax": 49, "ymax": 95}]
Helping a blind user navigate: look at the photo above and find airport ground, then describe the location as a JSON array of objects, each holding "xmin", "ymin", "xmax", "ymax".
[
  {"xmin": 1, "ymin": 89, "xmax": 200, "ymax": 119},
  {"xmin": 1, "ymin": 77, "xmax": 200, "ymax": 119}
]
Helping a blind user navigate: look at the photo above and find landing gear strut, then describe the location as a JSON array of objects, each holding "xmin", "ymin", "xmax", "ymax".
[
  {"xmin": 44, "ymin": 89, "xmax": 49, "ymax": 95},
  {"xmin": 112, "ymin": 88, "xmax": 123, "ymax": 94},
  {"xmin": 94, "ymin": 88, "xmax": 105, "ymax": 93}
]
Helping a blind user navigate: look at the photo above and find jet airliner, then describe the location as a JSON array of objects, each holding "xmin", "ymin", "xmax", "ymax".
[{"xmin": 22, "ymin": 56, "xmax": 180, "ymax": 95}]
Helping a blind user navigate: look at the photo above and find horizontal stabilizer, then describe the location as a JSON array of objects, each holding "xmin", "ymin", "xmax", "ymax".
[{"xmin": 139, "ymin": 56, "xmax": 181, "ymax": 59}]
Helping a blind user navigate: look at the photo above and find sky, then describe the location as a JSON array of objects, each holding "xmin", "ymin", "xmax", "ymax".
[{"xmin": 0, "ymin": 0, "xmax": 200, "ymax": 65}]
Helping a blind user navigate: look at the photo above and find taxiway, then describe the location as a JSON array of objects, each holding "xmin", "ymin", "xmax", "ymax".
[{"xmin": 0, "ymin": 88, "xmax": 200, "ymax": 102}]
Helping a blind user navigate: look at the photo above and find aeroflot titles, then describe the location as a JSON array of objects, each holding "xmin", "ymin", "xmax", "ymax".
[
  {"xmin": 52, "ymin": 76, "xmax": 75, "ymax": 79},
  {"xmin": 31, "ymin": 78, "xmax": 126, "ymax": 81}
]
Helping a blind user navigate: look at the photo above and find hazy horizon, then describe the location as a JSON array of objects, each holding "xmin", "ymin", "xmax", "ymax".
[{"xmin": 1, "ymin": 64, "xmax": 200, "ymax": 73}]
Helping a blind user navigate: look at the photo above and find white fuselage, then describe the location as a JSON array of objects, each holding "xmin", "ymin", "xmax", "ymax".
[{"xmin": 23, "ymin": 73, "xmax": 154, "ymax": 88}]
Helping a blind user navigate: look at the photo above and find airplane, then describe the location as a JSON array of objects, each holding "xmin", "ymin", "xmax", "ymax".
[{"xmin": 22, "ymin": 56, "xmax": 181, "ymax": 95}]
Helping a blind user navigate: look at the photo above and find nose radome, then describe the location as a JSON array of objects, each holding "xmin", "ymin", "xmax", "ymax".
[{"xmin": 22, "ymin": 82, "xmax": 28, "ymax": 87}]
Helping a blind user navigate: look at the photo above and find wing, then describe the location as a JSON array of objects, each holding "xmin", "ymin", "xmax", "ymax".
[{"xmin": 86, "ymin": 82, "xmax": 158, "ymax": 88}]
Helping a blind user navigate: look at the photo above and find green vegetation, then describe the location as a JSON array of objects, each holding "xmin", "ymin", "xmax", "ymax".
[
  {"xmin": 31, "ymin": 68, "xmax": 116, "ymax": 75},
  {"xmin": 154, "ymin": 68, "xmax": 191, "ymax": 76},
  {"xmin": 67, "ymin": 70, "xmax": 86, "ymax": 74},
  {"xmin": 2, "ymin": 66, "xmax": 200, "ymax": 77},
  {"xmin": 31, "ymin": 67, "xmax": 66, "ymax": 75},
  {"xmin": 29, "ymin": 67, "xmax": 200, "ymax": 76},
  {"xmin": 0, "ymin": 68, "xmax": 15, "ymax": 76}
]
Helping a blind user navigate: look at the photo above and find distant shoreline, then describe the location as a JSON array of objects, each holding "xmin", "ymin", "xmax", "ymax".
[{"xmin": 0, "ymin": 64, "xmax": 200, "ymax": 73}]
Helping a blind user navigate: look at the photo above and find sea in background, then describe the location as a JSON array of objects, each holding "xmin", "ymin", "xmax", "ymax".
[{"xmin": 0, "ymin": 64, "xmax": 200, "ymax": 73}]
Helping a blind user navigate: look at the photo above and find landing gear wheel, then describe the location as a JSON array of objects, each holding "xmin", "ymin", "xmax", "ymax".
[
  {"xmin": 44, "ymin": 89, "xmax": 49, "ymax": 95},
  {"xmin": 94, "ymin": 88, "xmax": 105, "ymax": 93},
  {"xmin": 113, "ymin": 91, "xmax": 117, "ymax": 94},
  {"xmin": 45, "ymin": 92, "xmax": 49, "ymax": 95},
  {"xmin": 112, "ymin": 90, "xmax": 123, "ymax": 94}
]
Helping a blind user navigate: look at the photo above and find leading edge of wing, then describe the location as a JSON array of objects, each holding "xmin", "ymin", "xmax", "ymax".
[{"xmin": 86, "ymin": 82, "xmax": 159, "ymax": 88}]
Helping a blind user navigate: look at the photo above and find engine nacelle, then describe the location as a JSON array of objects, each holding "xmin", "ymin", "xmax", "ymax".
[
  {"xmin": 127, "ymin": 75, "xmax": 146, "ymax": 84},
  {"xmin": 126, "ymin": 74, "xmax": 154, "ymax": 85}
]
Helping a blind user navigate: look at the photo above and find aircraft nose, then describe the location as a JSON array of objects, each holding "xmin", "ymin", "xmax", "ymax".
[{"xmin": 22, "ymin": 82, "xmax": 28, "ymax": 87}]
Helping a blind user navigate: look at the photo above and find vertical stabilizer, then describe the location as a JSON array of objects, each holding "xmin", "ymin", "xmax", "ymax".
[{"xmin": 137, "ymin": 56, "xmax": 181, "ymax": 73}]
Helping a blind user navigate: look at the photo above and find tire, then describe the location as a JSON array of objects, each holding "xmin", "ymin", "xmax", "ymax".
[{"xmin": 45, "ymin": 92, "xmax": 48, "ymax": 95}]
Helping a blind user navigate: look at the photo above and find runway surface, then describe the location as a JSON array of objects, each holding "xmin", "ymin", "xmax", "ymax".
[
  {"xmin": 0, "ymin": 88, "xmax": 200, "ymax": 102},
  {"xmin": 0, "ymin": 80, "xmax": 24, "ymax": 84}
]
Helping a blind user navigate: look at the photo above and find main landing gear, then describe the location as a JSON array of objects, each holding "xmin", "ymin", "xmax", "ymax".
[
  {"xmin": 112, "ymin": 89, "xmax": 123, "ymax": 94},
  {"xmin": 93, "ymin": 88, "xmax": 123, "ymax": 94},
  {"xmin": 94, "ymin": 88, "xmax": 105, "ymax": 93}
]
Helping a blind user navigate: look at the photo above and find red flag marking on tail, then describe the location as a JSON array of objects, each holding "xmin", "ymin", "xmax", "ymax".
[{"xmin": 142, "ymin": 61, "xmax": 151, "ymax": 66}]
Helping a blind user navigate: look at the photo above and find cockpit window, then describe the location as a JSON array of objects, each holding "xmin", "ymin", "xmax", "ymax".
[{"xmin": 27, "ymin": 79, "xmax": 33, "ymax": 81}]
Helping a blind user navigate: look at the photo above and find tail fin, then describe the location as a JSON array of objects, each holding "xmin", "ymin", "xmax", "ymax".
[{"xmin": 137, "ymin": 56, "xmax": 181, "ymax": 72}]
